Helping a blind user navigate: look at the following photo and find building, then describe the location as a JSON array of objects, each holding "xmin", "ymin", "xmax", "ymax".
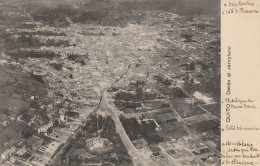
[
  {"xmin": 45, "ymin": 141, "xmax": 61, "ymax": 155},
  {"xmin": 88, "ymin": 137, "xmax": 104, "ymax": 151},
  {"xmin": 10, "ymin": 156, "xmax": 17, "ymax": 164},
  {"xmin": 150, "ymin": 146, "xmax": 161, "ymax": 156},
  {"xmin": 31, "ymin": 96, "xmax": 35, "ymax": 101},
  {"xmin": 3, "ymin": 120, "xmax": 9, "ymax": 127},
  {"xmin": 60, "ymin": 115, "xmax": 68, "ymax": 123},
  {"xmin": 16, "ymin": 147, "xmax": 27, "ymax": 156},
  {"xmin": 85, "ymin": 136, "xmax": 111, "ymax": 152},
  {"xmin": 1, "ymin": 146, "xmax": 16, "ymax": 160},
  {"xmin": 1, "ymin": 150, "xmax": 10, "ymax": 160},
  {"xmin": 38, "ymin": 122, "xmax": 53, "ymax": 133}
]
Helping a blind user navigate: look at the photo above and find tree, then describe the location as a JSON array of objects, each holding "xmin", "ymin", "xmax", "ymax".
[
  {"xmin": 21, "ymin": 128, "xmax": 34, "ymax": 139},
  {"xmin": 189, "ymin": 62, "xmax": 195, "ymax": 70},
  {"xmin": 171, "ymin": 88, "xmax": 187, "ymax": 98},
  {"xmin": 53, "ymin": 119, "xmax": 60, "ymax": 127},
  {"xmin": 79, "ymin": 59, "xmax": 85, "ymax": 66},
  {"xmin": 3, "ymin": 110, "xmax": 10, "ymax": 116},
  {"xmin": 201, "ymin": 63, "xmax": 209, "ymax": 70},
  {"xmin": 136, "ymin": 87, "xmax": 143, "ymax": 100}
]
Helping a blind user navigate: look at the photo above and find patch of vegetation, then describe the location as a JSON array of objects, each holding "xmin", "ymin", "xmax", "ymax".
[
  {"xmin": 67, "ymin": 54, "xmax": 88, "ymax": 65},
  {"xmin": 30, "ymin": 74, "xmax": 45, "ymax": 84},
  {"xmin": 180, "ymin": 34, "xmax": 197, "ymax": 42},
  {"xmin": 52, "ymin": 114, "xmax": 132, "ymax": 166},
  {"xmin": 153, "ymin": 75, "xmax": 172, "ymax": 86},
  {"xmin": 5, "ymin": 34, "xmax": 41, "ymax": 49},
  {"xmin": 191, "ymin": 23, "xmax": 213, "ymax": 29},
  {"xmin": 6, "ymin": 49, "xmax": 60, "ymax": 60},
  {"xmin": 184, "ymin": 71, "xmax": 220, "ymax": 96},
  {"xmin": 21, "ymin": 127, "xmax": 35, "ymax": 139},
  {"xmin": 43, "ymin": 39, "xmax": 70, "ymax": 47},
  {"xmin": 29, "ymin": 4, "xmax": 75, "ymax": 27},
  {"xmin": 120, "ymin": 116, "xmax": 163, "ymax": 145},
  {"xmin": 49, "ymin": 63, "xmax": 63, "ymax": 71},
  {"xmin": 19, "ymin": 31, "xmax": 66, "ymax": 36},
  {"xmin": 64, "ymin": 111, "xmax": 79, "ymax": 118}
]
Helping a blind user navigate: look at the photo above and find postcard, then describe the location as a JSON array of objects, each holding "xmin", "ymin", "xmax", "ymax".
[
  {"xmin": 222, "ymin": 0, "xmax": 260, "ymax": 166},
  {"xmin": 0, "ymin": 0, "xmax": 259, "ymax": 165}
]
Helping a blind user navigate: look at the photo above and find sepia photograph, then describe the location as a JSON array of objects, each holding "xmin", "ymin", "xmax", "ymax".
[{"xmin": 0, "ymin": 0, "xmax": 221, "ymax": 165}]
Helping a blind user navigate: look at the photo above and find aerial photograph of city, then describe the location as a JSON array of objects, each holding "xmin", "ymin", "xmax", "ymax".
[{"xmin": 0, "ymin": 0, "xmax": 220, "ymax": 165}]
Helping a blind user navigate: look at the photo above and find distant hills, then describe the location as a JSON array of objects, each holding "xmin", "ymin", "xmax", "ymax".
[{"xmin": 20, "ymin": 0, "xmax": 219, "ymax": 27}]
